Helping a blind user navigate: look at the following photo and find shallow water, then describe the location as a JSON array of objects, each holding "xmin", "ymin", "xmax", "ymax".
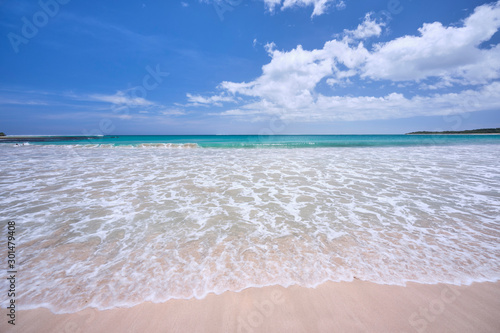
[
  {"xmin": 3, "ymin": 134, "xmax": 500, "ymax": 148},
  {"xmin": 1, "ymin": 144, "xmax": 499, "ymax": 313}
]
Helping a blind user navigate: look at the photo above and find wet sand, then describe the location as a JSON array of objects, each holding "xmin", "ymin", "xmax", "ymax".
[{"xmin": 2, "ymin": 280, "xmax": 499, "ymax": 333}]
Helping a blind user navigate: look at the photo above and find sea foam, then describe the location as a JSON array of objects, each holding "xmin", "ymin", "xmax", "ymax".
[{"xmin": 0, "ymin": 144, "xmax": 499, "ymax": 313}]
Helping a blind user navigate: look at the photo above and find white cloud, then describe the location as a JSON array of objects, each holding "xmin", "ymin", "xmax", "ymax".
[
  {"xmin": 186, "ymin": 93, "xmax": 236, "ymax": 106},
  {"xmin": 191, "ymin": 1, "xmax": 500, "ymax": 122},
  {"xmin": 159, "ymin": 108, "xmax": 186, "ymax": 116},
  {"xmin": 312, "ymin": 82, "xmax": 500, "ymax": 121},
  {"xmin": 264, "ymin": 0, "xmax": 342, "ymax": 17},
  {"xmin": 335, "ymin": 0, "xmax": 345, "ymax": 10},
  {"xmin": 0, "ymin": 98, "xmax": 48, "ymax": 106},
  {"xmin": 89, "ymin": 90, "xmax": 154, "ymax": 107},
  {"xmin": 88, "ymin": 90, "xmax": 190, "ymax": 118},
  {"xmin": 220, "ymin": 39, "xmax": 368, "ymax": 107},
  {"xmin": 363, "ymin": 1, "xmax": 500, "ymax": 83},
  {"xmin": 342, "ymin": 13, "xmax": 385, "ymax": 40},
  {"xmin": 202, "ymin": 0, "xmax": 343, "ymax": 17},
  {"xmin": 42, "ymin": 111, "xmax": 134, "ymax": 120},
  {"xmin": 0, "ymin": 87, "xmax": 189, "ymax": 122},
  {"xmin": 221, "ymin": 44, "xmax": 334, "ymax": 109},
  {"xmin": 219, "ymin": 81, "xmax": 500, "ymax": 122},
  {"xmin": 84, "ymin": 90, "xmax": 189, "ymax": 118}
]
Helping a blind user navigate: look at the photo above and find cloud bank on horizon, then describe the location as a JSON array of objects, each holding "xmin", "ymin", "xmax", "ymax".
[{"xmin": 191, "ymin": 1, "xmax": 500, "ymax": 122}]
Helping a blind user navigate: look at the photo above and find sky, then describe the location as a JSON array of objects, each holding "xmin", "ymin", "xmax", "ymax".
[{"xmin": 1, "ymin": 0, "xmax": 500, "ymax": 135}]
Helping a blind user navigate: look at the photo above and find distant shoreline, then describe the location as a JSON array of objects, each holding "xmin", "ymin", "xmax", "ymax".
[
  {"xmin": 408, "ymin": 133, "xmax": 500, "ymax": 135},
  {"xmin": 407, "ymin": 128, "xmax": 500, "ymax": 135},
  {"xmin": 0, "ymin": 135, "xmax": 101, "ymax": 141}
]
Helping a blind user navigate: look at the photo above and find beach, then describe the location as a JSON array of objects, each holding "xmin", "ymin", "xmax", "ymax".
[
  {"xmin": 2, "ymin": 281, "xmax": 500, "ymax": 332},
  {"xmin": 1, "ymin": 136, "xmax": 499, "ymax": 331},
  {"xmin": 3, "ymin": 0, "xmax": 500, "ymax": 330}
]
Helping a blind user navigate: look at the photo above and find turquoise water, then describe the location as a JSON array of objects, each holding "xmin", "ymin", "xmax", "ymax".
[
  {"xmin": 1, "ymin": 136, "xmax": 499, "ymax": 313},
  {"xmin": 3, "ymin": 134, "xmax": 500, "ymax": 148}
]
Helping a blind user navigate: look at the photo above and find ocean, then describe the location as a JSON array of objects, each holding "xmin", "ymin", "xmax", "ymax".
[
  {"xmin": 1, "ymin": 135, "xmax": 499, "ymax": 313},
  {"xmin": 2, "ymin": 134, "xmax": 500, "ymax": 148}
]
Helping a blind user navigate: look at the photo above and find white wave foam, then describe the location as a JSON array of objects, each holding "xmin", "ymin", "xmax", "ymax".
[
  {"xmin": 8, "ymin": 143, "xmax": 200, "ymax": 149},
  {"xmin": 1, "ymin": 145, "xmax": 499, "ymax": 313}
]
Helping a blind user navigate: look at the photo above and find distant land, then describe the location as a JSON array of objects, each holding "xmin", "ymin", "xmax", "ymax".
[{"xmin": 407, "ymin": 128, "xmax": 500, "ymax": 135}]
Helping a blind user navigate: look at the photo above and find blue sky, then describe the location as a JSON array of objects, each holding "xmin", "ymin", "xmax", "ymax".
[{"xmin": 1, "ymin": 0, "xmax": 500, "ymax": 135}]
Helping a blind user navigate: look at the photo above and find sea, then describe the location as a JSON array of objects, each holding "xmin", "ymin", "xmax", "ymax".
[{"xmin": 1, "ymin": 135, "xmax": 499, "ymax": 313}]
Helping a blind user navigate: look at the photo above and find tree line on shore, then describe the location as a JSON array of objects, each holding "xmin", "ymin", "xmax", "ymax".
[{"xmin": 407, "ymin": 128, "xmax": 500, "ymax": 134}]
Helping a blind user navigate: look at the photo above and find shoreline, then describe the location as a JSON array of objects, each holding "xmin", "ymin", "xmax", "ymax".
[
  {"xmin": 2, "ymin": 280, "xmax": 499, "ymax": 333},
  {"xmin": 406, "ymin": 133, "xmax": 500, "ymax": 135}
]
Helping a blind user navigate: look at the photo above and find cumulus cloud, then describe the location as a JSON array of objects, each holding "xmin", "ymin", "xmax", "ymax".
[
  {"xmin": 190, "ymin": 1, "xmax": 500, "ymax": 122},
  {"xmin": 220, "ymin": 38, "xmax": 368, "ymax": 109},
  {"xmin": 363, "ymin": 1, "xmax": 500, "ymax": 83},
  {"xmin": 342, "ymin": 13, "xmax": 385, "ymax": 40}
]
